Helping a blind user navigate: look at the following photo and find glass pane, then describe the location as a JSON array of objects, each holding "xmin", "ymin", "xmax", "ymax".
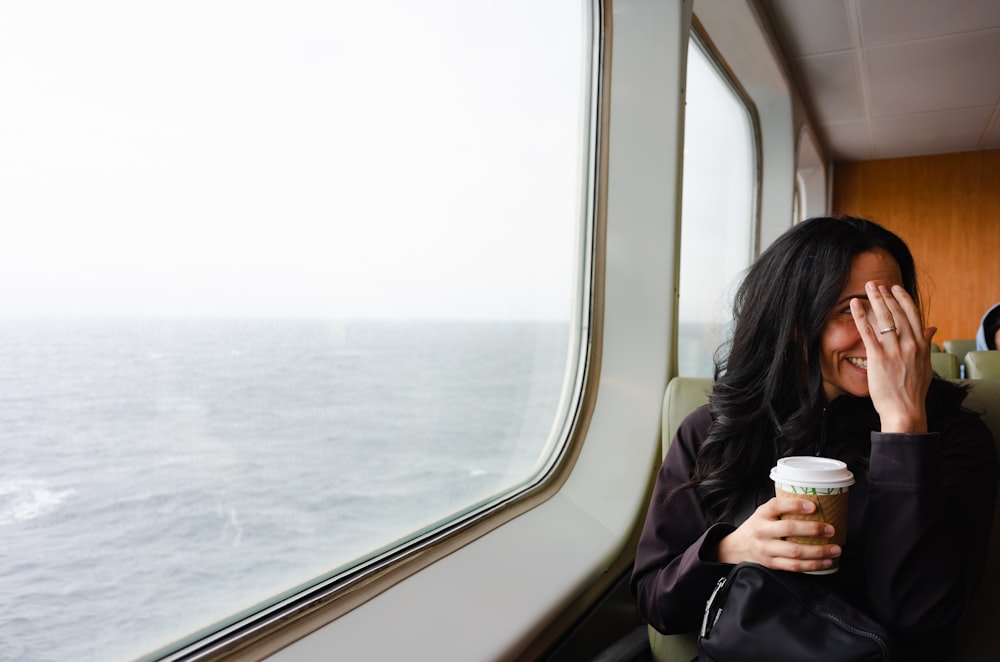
[
  {"xmin": 0, "ymin": 1, "xmax": 593, "ymax": 659},
  {"xmin": 677, "ymin": 39, "xmax": 756, "ymax": 377}
]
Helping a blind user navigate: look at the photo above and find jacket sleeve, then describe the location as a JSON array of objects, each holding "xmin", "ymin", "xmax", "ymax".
[
  {"xmin": 630, "ymin": 406, "xmax": 736, "ymax": 634},
  {"xmin": 862, "ymin": 406, "xmax": 998, "ymax": 637}
]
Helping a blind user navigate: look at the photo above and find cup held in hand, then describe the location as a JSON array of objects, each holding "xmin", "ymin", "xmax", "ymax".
[{"xmin": 770, "ymin": 456, "xmax": 854, "ymax": 574}]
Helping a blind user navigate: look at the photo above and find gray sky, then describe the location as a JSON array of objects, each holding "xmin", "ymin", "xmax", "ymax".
[
  {"xmin": 0, "ymin": 1, "xmax": 587, "ymax": 320},
  {"xmin": 678, "ymin": 40, "xmax": 756, "ymax": 376}
]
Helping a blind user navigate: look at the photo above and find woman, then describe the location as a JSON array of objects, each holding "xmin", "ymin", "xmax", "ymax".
[
  {"xmin": 631, "ymin": 216, "xmax": 997, "ymax": 660},
  {"xmin": 976, "ymin": 301, "xmax": 1000, "ymax": 350}
]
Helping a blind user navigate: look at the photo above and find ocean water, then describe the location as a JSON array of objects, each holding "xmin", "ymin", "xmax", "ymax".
[{"xmin": 0, "ymin": 319, "xmax": 571, "ymax": 661}]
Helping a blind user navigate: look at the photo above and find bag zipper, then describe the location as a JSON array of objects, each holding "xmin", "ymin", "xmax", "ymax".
[
  {"xmin": 700, "ymin": 575, "xmax": 728, "ymax": 638},
  {"xmin": 764, "ymin": 565, "xmax": 892, "ymax": 658},
  {"xmin": 811, "ymin": 606, "xmax": 892, "ymax": 658}
]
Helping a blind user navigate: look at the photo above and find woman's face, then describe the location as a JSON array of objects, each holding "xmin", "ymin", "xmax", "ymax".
[{"xmin": 819, "ymin": 248, "xmax": 904, "ymax": 401}]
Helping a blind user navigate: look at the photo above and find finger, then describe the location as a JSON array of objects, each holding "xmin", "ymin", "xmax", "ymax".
[
  {"xmin": 877, "ymin": 284, "xmax": 913, "ymax": 341},
  {"xmin": 777, "ymin": 519, "xmax": 836, "ymax": 541},
  {"xmin": 773, "ymin": 558, "xmax": 836, "ymax": 573},
  {"xmin": 771, "ymin": 539, "xmax": 840, "ymax": 561},
  {"xmin": 889, "ymin": 284, "xmax": 926, "ymax": 343},
  {"xmin": 769, "ymin": 543, "xmax": 841, "ymax": 573},
  {"xmin": 763, "ymin": 496, "xmax": 817, "ymax": 518},
  {"xmin": 851, "ymin": 297, "xmax": 881, "ymax": 351},
  {"xmin": 866, "ymin": 282, "xmax": 898, "ymax": 340}
]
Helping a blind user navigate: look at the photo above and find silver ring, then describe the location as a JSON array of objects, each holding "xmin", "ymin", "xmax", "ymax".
[{"xmin": 879, "ymin": 326, "xmax": 897, "ymax": 335}]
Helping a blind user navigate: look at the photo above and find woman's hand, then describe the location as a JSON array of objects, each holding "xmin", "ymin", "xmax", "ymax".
[
  {"xmin": 716, "ymin": 497, "xmax": 840, "ymax": 572},
  {"xmin": 850, "ymin": 281, "xmax": 933, "ymax": 433}
]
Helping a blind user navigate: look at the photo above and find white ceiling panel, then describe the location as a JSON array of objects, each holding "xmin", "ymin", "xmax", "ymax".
[
  {"xmin": 758, "ymin": 0, "xmax": 1000, "ymax": 161},
  {"xmin": 822, "ymin": 121, "xmax": 873, "ymax": 161},
  {"xmin": 859, "ymin": 0, "xmax": 1000, "ymax": 47},
  {"xmin": 866, "ymin": 32, "xmax": 1000, "ymax": 116},
  {"xmin": 871, "ymin": 107, "xmax": 996, "ymax": 158},
  {"xmin": 764, "ymin": 0, "xmax": 853, "ymax": 56},
  {"xmin": 797, "ymin": 51, "xmax": 865, "ymax": 124}
]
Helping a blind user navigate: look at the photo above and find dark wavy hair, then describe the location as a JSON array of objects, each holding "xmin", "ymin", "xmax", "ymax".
[{"xmin": 690, "ymin": 216, "xmax": 925, "ymax": 522}]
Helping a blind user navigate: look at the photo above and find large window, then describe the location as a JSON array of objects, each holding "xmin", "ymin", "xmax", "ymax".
[
  {"xmin": 0, "ymin": 2, "xmax": 594, "ymax": 659},
  {"xmin": 677, "ymin": 38, "xmax": 756, "ymax": 377}
]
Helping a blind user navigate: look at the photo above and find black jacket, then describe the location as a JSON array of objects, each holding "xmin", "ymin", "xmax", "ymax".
[{"xmin": 631, "ymin": 380, "xmax": 998, "ymax": 660}]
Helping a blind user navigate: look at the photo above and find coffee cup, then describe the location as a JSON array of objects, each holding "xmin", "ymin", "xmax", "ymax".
[{"xmin": 770, "ymin": 456, "xmax": 854, "ymax": 575}]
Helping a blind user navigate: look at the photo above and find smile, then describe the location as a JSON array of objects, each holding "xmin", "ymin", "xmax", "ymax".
[{"xmin": 847, "ymin": 357, "xmax": 868, "ymax": 369}]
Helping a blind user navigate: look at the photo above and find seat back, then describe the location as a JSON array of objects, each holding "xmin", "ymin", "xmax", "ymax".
[
  {"xmin": 646, "ymin": 377, "xmax": 1000, "ymax": 662},
  {"xmin": 965, "ymin": 351, "xmax": 1000, "ymax": 379},
  {"xmin": 931, "ymin": 352, "xmax": 961, "ymax": 379},
  {"xmin": 950, "ymin": 378, "xmax": 1000, "ymax": 661},
  {"xmin": 648, "ymin": 377, "xmax": 712, "ymax": 661},
  {"xmin": 659, "ymin": 377, "xmax": 714, "ymax": 454},
  {"xmin": 944, "ymin": 338, "xmax": 977, "ymax": 362}
]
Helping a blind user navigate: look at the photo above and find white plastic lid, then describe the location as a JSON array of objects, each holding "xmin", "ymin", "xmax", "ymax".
[{"xmin": 770, "ymin": 456, "xmax": 855, "ymax": 488}]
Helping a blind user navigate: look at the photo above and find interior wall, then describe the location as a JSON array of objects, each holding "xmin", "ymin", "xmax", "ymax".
[{"xmin": 832, "ymin": 149, "xmax": 1000, "ymax": 347}]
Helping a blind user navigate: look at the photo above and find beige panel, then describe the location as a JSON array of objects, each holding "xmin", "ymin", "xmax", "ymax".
[{"xmin": 832, "ymin": 150, "xmax": 1000, "ymax": 345}]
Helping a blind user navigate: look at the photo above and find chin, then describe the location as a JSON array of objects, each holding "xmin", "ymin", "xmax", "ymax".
[
  {"xmin": 846, "ymin": 383, "xmax": 871, "ymax": 398},
  {"xmin": 823, "ymin": 375, "xmax": 871, "ymax": 400}
]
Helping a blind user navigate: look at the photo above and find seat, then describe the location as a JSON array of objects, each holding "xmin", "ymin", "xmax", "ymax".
[
  {"xmin": 944, "ymin": 339, "xmax": 977, "ymax": 363},
  {"xmin": 965, "ymin": 351, "xmax": 1000, "ymax": 379},
  {"xmin": 648, "ymin": 377, "xmax": 712, "ymax": 662},
  {"xmin": 931, "ymin": 352, "xmax": 961, "ymax": 379},
  {"xmin": 647, "ymin": 376, "xmax": 1000, "ymax": 661},
  {"xmin": 949, "ymin": 378, "xmax": 1000, "ymax": 661}
]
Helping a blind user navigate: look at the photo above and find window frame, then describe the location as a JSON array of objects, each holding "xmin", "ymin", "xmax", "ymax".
[
  {"xmin": 233, "ymin": 0, "xmax": 694, "ymax": 659},
  {"xmin": 143, "ymin": 3, "xmax": 607, "ymax": 660},
  {"xmin": 796, "ymin": 124, "xmax": 830, "ymax": 219}
]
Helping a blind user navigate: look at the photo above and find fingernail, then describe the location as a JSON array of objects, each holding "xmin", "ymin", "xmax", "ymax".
[
  {"xmin": 830, "ymin": 546, "xmax": 842, "ymax": 557},
  {"xmin": 824, "ymin": 525, "xmax": 835, "ymax": 537}
]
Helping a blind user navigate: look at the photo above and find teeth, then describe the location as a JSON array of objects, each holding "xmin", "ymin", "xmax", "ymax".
[{"xmin": 847, "ymin": 357, "xmax": 868, "ymax": 369}]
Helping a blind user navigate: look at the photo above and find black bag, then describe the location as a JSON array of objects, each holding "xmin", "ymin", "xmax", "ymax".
[{"xmin": 698, "ymin": 562, "xmax": 893, "ymax": 661}]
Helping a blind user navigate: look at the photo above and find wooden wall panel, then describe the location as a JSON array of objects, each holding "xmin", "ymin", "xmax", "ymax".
[{"xmin": 832, "ymin": 150, "xmax": 1000, "ymax": 346}]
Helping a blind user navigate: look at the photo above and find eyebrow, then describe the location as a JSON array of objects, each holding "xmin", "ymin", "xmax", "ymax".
[{"xmin": 836, "ymin": 293, "xmax": 869, "ymax": 306}]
